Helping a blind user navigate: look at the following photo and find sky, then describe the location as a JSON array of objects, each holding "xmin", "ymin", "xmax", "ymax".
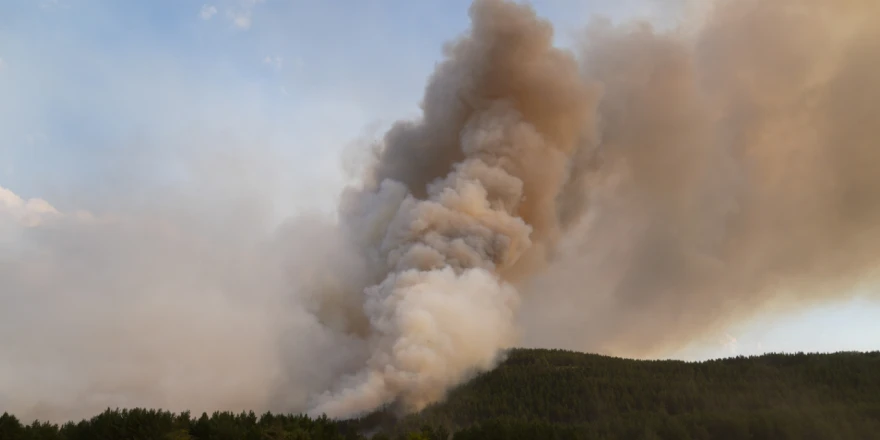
[{"xmin": 0, "ymin": 0, "xmax": 878, "ymax": 366}]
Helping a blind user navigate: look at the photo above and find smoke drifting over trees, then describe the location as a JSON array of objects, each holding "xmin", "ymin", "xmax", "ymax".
[{"xmin": 1, "ymin": 0, "xmax": 879, "ymax": 423}]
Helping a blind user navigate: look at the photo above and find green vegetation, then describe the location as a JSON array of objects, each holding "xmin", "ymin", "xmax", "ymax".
[{"xmin": 2, "ymin": 349, "xmax": 879, "ymax": 439}]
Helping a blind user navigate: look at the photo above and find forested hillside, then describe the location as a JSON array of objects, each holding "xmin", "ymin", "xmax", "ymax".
[
  {"xmin": 389, "ymin": 349, "xmax": 880, "ymax": 439},
  {"xmin": 2, "ymin": 349, "xmax": 878, "ymax": 439}
]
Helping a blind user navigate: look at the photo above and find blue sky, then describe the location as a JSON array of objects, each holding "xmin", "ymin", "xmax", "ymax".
[
  {"xmin": 0, "ymin": 0, "xmax": 877, "ymax": 361},
  {"xmin": 0, "ymin": 0, "xmax": 652, "ymax": 208}
]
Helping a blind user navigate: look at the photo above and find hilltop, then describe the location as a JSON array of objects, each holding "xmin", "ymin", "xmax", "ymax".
[
  {"xmin": 381, "ymin": 348, "xmax": 880, "ymax": 439},
  {"xmin": 1, "ymin": 349, "xmax": 878, "ymax": 439}
]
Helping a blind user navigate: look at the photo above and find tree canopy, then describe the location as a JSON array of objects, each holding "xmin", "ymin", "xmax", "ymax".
[{"xmin": 2, "ymin": 349, "xmax": 878, "ymax": 439}]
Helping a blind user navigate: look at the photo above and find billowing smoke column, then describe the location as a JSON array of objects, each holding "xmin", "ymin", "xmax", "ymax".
[
  {"xmin": 3, "ymin": 0, "xmax": 880, "ymax": 425},
  {"xmin": 306, "ymin": 0, "xmax": 595, "ymax": 417}
]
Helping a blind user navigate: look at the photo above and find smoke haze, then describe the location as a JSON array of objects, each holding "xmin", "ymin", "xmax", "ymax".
[
  {"xmin": 520, "ymin": 0, "xmax": 880, "ymax": 357},
  {"xmin": 2, "ymin": 0, "xmax": 880, "ymax": 423}
]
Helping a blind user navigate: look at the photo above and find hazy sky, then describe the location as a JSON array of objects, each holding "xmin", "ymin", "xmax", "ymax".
[{"xmin": 1, "ymin": 0, "xmax": 877, "ymax": 363}]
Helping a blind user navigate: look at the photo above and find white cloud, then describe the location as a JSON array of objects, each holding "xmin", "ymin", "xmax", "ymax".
[
  {"xmin": 199, "ymin": 4, "xmax": 218, "ymax": 20},
  {"xmin": 263, "ymin": 55, "xmax": 283, "ymax": 70},
  {"xmin": 0, "ymin": 186, "xmax": 60, "ymax": 228},
  {"xmin": 0, "ymin": 185, "xmax": 100, "ymax": 232},
  {"xmin": 227, "ymin": 10, "xmax": 252, "ymax": 29},
  {"xmin": 226, "ymin": 0, "xmax": 266, "ymax": 30}
]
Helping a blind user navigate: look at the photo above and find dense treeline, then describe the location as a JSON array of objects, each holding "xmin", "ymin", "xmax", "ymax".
[
  {"xmin": 0, "ymin": 410, "xmax": 360, "ymax": 440},
  {"xmin": 391, "ymin": 349, "xmax": 880, "ymax": 436},
  {"xmin": 2, "ymin": 349, "xmax": 879, "ymax": 439}
]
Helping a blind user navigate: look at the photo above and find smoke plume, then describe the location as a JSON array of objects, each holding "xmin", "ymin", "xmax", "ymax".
[
  {"xmin": 305, "ymin": 0, "xmax": 880, "ymax": 417},
  {"xmin": 519, "ymin": 0, "xmax": 880, "ymax": 357},
  {"xmin": 2, "ymin": 0, "xmax": 880, "ymax": 424},
  {"xmin": 305, "ymin": 0, "xmax": 595, "ymax": 417}
]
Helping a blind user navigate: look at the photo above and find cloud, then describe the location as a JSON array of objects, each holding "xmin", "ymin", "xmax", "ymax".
[
  {"xmin": 0, "ymin": 186, "xmax": 60, "ymax": 228},
  {"xmin": 226, "ymin": 0, "xmax": 265, "ymax": 30},
  {"xmin": 227, "ymin": 10, "xmax": 252, "ymax": 29},
  {"xmin": 199, "ymin": 0, "xmax": 264, "ymax": 28},
  {"xmin": 263, "ymin": 55, "xmax": 283, "ymax": 70},
  {"xmin": 0, "ymin": 186, "xmax": 101, "ymax": 233},
  {"xmin": 199, "ymin": 5, "xmax": 218, "ymax": 20}
]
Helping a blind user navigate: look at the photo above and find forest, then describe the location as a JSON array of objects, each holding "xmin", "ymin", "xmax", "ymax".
[{"xmin": 2, "ymin": 348, "xmax": 879, "ymax": 439}]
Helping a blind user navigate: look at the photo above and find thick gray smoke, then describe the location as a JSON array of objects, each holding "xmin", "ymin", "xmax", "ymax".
[{"xmin": 2, "ymin": 0, "xmax": 879, "ymax": 424}]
